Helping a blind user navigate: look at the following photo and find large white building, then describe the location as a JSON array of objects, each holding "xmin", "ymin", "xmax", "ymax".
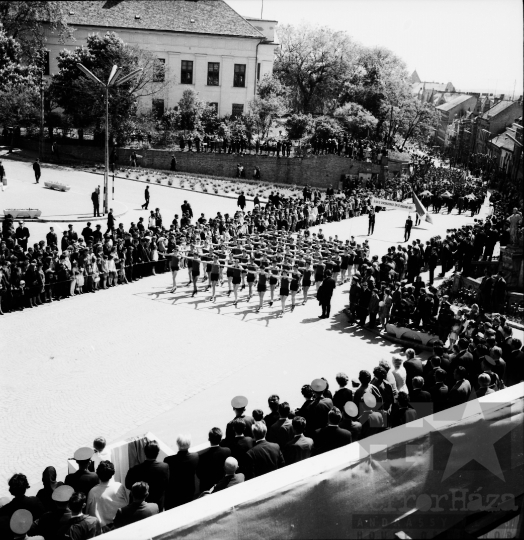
[{"xmin": 42, "ymin": 0, "xmax": 278, "ymax": 117}]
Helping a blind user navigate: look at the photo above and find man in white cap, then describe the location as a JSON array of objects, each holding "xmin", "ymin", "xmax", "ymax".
[
  {"xmin": 304, "ymin": 379, "xmax": 333, "ymax": 438},
  {"xmin": 224, "ymin": 396, "xmax": 254, "ymax": 445},
  {"xmin": 64, "ymin": 448, "xmax": 99, "ymax": 497},
  {"xmin": 31, "ymin": 485, "xmax": 73, "ymax": 539},
  {"xmin": 10, "ymin": 509, "xmax": 44, "ymax": 540},
  {"xmin": 213, "ymin": 457, "xmax": 245, "ymax": 493}
]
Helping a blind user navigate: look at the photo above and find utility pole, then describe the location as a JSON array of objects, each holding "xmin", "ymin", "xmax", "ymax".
[{"xmin": 39, "ymin": 70, "xmax": 45, "ymax": 161}]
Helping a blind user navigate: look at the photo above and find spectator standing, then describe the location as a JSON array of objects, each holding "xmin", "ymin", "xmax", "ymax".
[
  {"xmin": 86, "ymin": 461, "xmax": 128, "ymax": 529},
  {"xmin": 282, "ymin": 417, "xmax": 313, "ymax": 465},
  {"xmin": 64, "ymin": 492, "xmax": 101, "ymax": 539},
  {"xmin": 33, "ymin": 159, "xmax": 41, "ymax": 183},
  {"xmin": 64, "ymin": 448, "xmax": 99, "ymax": 498},
  {"xmin": 15, "ymin": 222, "xmax": 30, "ymax": 251},
  {"xmin": 163, "ymin": 434, "xmax": 198, "ymax": 510},
  {"xmin": 91, "ymin": 190, "xmax": 100, "ymax": 217},
  {"xmin": 0, "ymin": 474, "xmax": 45, "ymax": 525},
  {"xmin": 125, "ymin": 440, "xmax": 169, "ymax": 512},
  {"xmin": 448, "ymin": 366, "xmax": 472, "ymax": 407},
  {"xmin": 312, "ymin": 407, "xmax": 352, "ymax": 455},
  {"xmin": 404, "ymin": 348, "xmax": 424, "ymax": 395},
  {"xmin": 266, "ymin": 402, "xmax": 294, "ymax": 449},
  {"xmin": 318, "ymin": 269, "xmax": 336, "ymax": 319},
  {"xmin": 213, "ymin": 458, "xmax": 245, "ymax": 493},
  {"xmin": 196, "ymin": 428, "xmax": 231, "ymax": 494},
  {"xmin": 113, "ymin": 482, "xmax": 158, "ymax": 529},
  {"xmin": 244, "ymin": 422, "xmax": 285, "ymax": 480},
  {"xmin": 170, "ymin": 155, "xmax": 177, "ymax": 171},
  {"xmin": 36, "ymin": 466, "xmax": 64, "ymax": 513},
  {"xmin": 32, "ymin": 485, "xmax": 73, "ymax": 540}
]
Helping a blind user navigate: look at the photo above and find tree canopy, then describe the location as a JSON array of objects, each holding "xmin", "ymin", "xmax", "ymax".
[{"xmin": 49, "ymin": 32, "xmax": 167, "ymax": 142}]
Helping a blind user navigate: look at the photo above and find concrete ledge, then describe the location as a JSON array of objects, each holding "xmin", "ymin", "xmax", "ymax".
[
  {"xmin": 385, "ymin": 323, "xmax": 440, "ymax": 347},
  {"xmin": 3, "ymin": 208, "xmax": 42, "ymax": 219},
  {"xmin": 44, "ymin": 181, "xmax": 70, "ymax": 192}
]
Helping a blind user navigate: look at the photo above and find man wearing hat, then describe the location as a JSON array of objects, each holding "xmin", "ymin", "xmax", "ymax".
[
  {"xmin": 304, "ymin": 379, "xmax": 333, "ymax": 438},
  {"xmin": 225, "ymin": 396, "xmax": 254, "ymax": 445},
  {"xmin": 31, "ymin": 485, "xmax": 73, "ymax": 539},
  {"xmin": 64, "ymin": 447, "xmax": 99, "ymax": 498},
  {"xmin": 9, "ymin": 509, "xmax": 43, "ymax": 540}
]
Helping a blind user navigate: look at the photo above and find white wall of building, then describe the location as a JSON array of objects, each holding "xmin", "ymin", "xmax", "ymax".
[{"xmin": 44, "ymin": 25, "xmax": 277, "ymax": 117}]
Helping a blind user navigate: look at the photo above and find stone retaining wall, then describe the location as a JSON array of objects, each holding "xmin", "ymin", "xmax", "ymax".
[{"xmin": 16, "ymin": 139, "xmax": 405, "ymax": 188}]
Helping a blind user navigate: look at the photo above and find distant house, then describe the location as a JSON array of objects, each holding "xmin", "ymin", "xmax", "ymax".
[
  {"xmin": 435, "ymin": 94, "xmax": 478, "ymax": 147},
  {"xmin": 475, "ymin": 100, "xmax": 523, "ymax": 154},
  {"xmin": 41, "ymin": 0, "xmax": 278, "ymax": 118}
]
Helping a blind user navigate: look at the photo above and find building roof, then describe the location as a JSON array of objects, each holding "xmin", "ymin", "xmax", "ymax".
[
  {"xmin": 410, "ymin": 70, "xmax": 421, "ymax": 84},
  {"xmin": 490, "ymin": 131, "xmax": 515, "ymax": 152},
  {"xmin": 56, "ymin": 0, "xmax": 264, "ymax": 39},
  {"xmin": 482, "ymin": 100, "xmax": 519, "ymax": 120},
  {"xmin": 436, "ymin": 94, "xmax": 475, "ymax": 112}
]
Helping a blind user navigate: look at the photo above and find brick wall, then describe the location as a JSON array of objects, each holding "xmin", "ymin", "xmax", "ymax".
[{"xmin": 17, "ymin": 139, "xmax": 404, "ymax": 188}]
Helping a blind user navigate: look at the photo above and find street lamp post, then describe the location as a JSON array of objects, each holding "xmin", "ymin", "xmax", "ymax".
[{"xmin": 76, "ymin": 63, "xmax": 142, "ymax": 214}]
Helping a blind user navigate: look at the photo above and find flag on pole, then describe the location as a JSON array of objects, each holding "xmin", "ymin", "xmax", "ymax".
[{"xmin": 412, "ymin": 191, "xmax": 433, "ymax": 224}]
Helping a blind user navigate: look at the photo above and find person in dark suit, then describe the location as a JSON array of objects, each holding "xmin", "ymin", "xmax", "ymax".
[
  {"xmin": 318, "ymin": 269, "xmax": 336, "ymax": 318},
  {"xmin": 244, "ymin": 422, "xmax": 285, "ymax": 480},
  {"xmin": 312, "ymin": 407, "xmax": 352, "ymax": 455},
  {"xmin": 305, "ymin": 378, "xmax": 333, "ymax": 437},
  {"xmin": 282, "ymin": 416, "xmax": 313, "ymax": 465},
  {"xmin": 91, "ymin": 190, "xmax": 100, "ymax": 217},
  {"xmin": 225, "ymin": 396, "xmax": 254, "ymax": 445},
  {"xmin": 163, "ymin": 434, "xmax": 198, "ymax": 510},
  {"xmin": 141, "ymin": 186, "xmax": 150, "ymax": 210},
  {"xmin": 404, "ymin": 348, "xmax": 424, "ymax": 395},
  {"xmin": 33, "ymin": 159, "xmax": 41, "ymax": 183},
  {"xmin": 196, "ymin": 428, "xmax": 231, "ymax": 494},
  {"xmin": 0, "ymin": 473, "xmax": 45, "ymax": 525},
  {"xmin": 429, "ymin": 369, "xmax": 449, "ymax": 413},
  {"xmin": 410, "ymin": 376, "xmax": 433, "ymax": 419},
  {"xmin": 64, "ymin": 447, "xmax": 99, "ymax": 498},
  {"xmin": 113, "ymin": 482, "xmax": 158, "ymax": 529},
  {"xmin": 447, "ymin": 366, "xmax": 471, "ymax": 407},
  {"xmin": 450, "ymin": 339, "xmax": 475, "ymax": 382},
  {"xmin": 125, "ymin": 440, "xmax": 169, "ymax": 511},
  {"xmin": 213, "ymin": 458, "xmax": 245, "ymax": 493},
  {"xmin": 500, "ymin": 326, "xmax": 514, "ymax": 362},
  {"xmin": 263, "ymin": 395, "xmax": 280, "ymax": 428},
  {"xmin": 170, "ymin": 155, "xmax": 177, "ymax": 172},
  {"xmin": 227, "ymin": 418, "xmax": 254, "ymax": 474},
  {"xmin": 266, "ymin": 402, "xmax": 294, "ymax": 449},
  {"xmin": 332, "ymin": 372, "xmax": 353, "ymax": 412}
]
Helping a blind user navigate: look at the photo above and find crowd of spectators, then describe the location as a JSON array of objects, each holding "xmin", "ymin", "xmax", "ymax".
[
  {"xmin": 1, "ymin": 332, "xmax": 521, "ymax": 538},
  {"xmin": 168, "ymin": 131, "xmax": 388, "ymax": 165}
]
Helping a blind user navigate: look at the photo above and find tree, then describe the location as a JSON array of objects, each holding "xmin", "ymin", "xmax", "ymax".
[
  {"xmin": 0, "ymin": 1, "xmax": 73, "ymax": 60},
  {"xmin": 0, "ymin": 28, "xmax": 36, "ymax": 90},
  {"xmin": 339, "ymin": 46, "xmax": 411, "ymax": 140},
  {"xmin": 334, "ymin": 102, "xmax": 378, "ymax": 136},
  {"xmin": 49, "ymin": 32, "xmax": 167, "ymax": 143},
  {"xmin": 274, "ymin": 24, "xmax": 358, "ymax": 114},
  {"xmin": 285, "ymin": 113, "xmax": 313, "ymax": 139},
  {"xmin": 177, "ymin": 88, "xmax": 205, "ymax": 132},
  {"xmin": 310, "ymin": 115, "xmax": 342, "ymax": 144},
  {"xmin": 396, "ymin": 99, "xmax": 439, "ymax": 149},
  {"xmin": 249, "ymin": 75, "xmax": 287, "ymax": 137}
]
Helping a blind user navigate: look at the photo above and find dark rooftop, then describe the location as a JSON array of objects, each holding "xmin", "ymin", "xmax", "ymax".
[{"xmin": 56, "ymin": 0, "xmax": 264, "ymax": 39}]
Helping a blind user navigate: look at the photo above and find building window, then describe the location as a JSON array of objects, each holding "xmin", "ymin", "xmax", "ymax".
[
  {"xmin": 207, "ymin": 63, "xmax": 219, "ymax": 86},
  {"xmin": 152, "ymin": 98, "xmax": 165, "ymax": 119},
  {"xmin": 207, "ymin": 102, "xmax": 218, "ymax": 113},
  {"xmin": 43, "ymin": 50, "xmax": 50, "ymax": 76},
  {"xmin": 181, "ymin": 60, "xmax": 193, "ymax": 84},
  {"xmin": 153, "ymin": 58, "xmax": 165, "ymax": 82},
  {"xmin": 233, "ymin": 64, "xmax": 246, "ymax": 87},
  {"xmin": 232, "ymin": 103, "xmax": 244, "ymax": 118},
  {"xmin": 257, "ymin": 63, "xmax": 261, "ymax": 82}
]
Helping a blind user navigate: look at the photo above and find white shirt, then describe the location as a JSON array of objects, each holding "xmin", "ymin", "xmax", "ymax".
[
  {"xmin": 392, "ymin": 366, "xmax": 408, "ymax": 394},
  {"xmin": 92, "ymin": 449, "xmax": 111, "ymax": 471},
  {"xmin": 86, "ymin": 479, "xmax": 129, "ymax": 527}
]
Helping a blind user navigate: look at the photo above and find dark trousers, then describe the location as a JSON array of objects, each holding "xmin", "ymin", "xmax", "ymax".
[
  {"xmin": 368, "ymin": 312, "xmax": 377, "ymax": 328},
  {"xmin": 368, "ymin": 220, "xmax": 375, "ymax": 235},
  {"xmin": 321, "ymin": 301, "xmax": 331, "ymax": 317},
  {"xmin": 404, "ymin": 228, "xmax": 411, "ymax": 241},
  {"xmin": 142, "ymin": 198, "xmax": 149, "ymax": 210},
  {"xmin": 35, "ymin": 172, "xmax": 41, "ymax": 183},
  {"xmin": 93, "ymin": 204, "xmax": 100, "ymax": 217},
  {"xmin": 429, "ymin": 266, "xmax": 435, "ymax": 284}
]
